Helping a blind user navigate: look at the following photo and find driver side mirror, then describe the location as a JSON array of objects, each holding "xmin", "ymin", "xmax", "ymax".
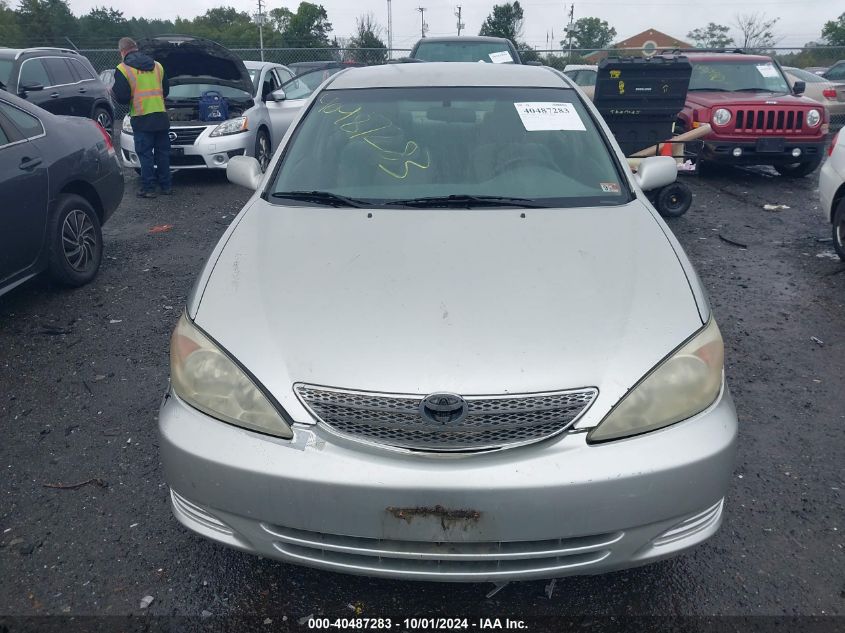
[
  {"xmin": 635, "ymin": 156, "xmax": 677, "ymax": 192},
  {"xmin": 792, "ymin": 80, "xmax": 805, "ymax": 96},
  {"xmin": 269, "ymin": 88, "xmax": 287, "ymax": 102},
  {"xmin": 18, "ymin": 81, "xmax": 44, "ymax": 97}
]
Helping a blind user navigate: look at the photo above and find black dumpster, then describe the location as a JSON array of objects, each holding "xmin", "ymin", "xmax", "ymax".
[{"xmin": 593, "ymin": 55, "xmax": 693, "ymax": 155}]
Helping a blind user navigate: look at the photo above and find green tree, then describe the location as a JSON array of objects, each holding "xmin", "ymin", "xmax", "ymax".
[
  {"xmin": 17, "ymin": 0, "xmax": 77, "ymax": 44},
  {"xmin": 346, "ymin": 13, "xmax": 387, "ymax": 65},
  {"xmin": 822, "ymin": 12, "xmax": 845, "ymax": 46},
  {"xmin": 733, "ymin": 12, "xmax": 779, "ymax": 50},
  {"xmin": 479, "ymin": 1, "xmax": 524, "ymax": 42},
  {"xmin": 182, "ymin": 6, "xmax": 256, "ymax": 44},
  {"xmin": 0, "ymin": 0, "xmax": 22, "ymax": 47},
  {"xmin": 78, "ymin": 6, "xmax": 126, "ymax": 44},
  {"xmin": 687, "ymin": 22, "xmax": 734, "ymax": 49},
  {"xmin": 273, "ymin": 2, "xmax": 332, "ymax": 47},
  {"xmin": 567, "ymin": 17, "xmax": 616, "ymax": 51}
]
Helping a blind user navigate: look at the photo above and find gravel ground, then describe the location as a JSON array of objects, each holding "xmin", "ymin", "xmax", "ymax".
[{"xmin": 0, "ymin": 166, "xmax": 843, "ymax": 624}]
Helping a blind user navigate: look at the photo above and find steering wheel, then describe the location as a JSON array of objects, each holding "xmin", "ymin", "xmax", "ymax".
[{"xmin": 492, "ymin": 154, "xmax": 558, "ymax": 177}]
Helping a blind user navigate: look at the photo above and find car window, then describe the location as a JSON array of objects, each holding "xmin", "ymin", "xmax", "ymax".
[
  {"xmin": 578, "ymin": 70, "xmax": 597, "ymax": 87},
  {"xmin": 275, "ymin": 67, "xmax": 294, "ymax": 82},
  {"xmin": 0, "ymin": 101, "xmax": 44, "ymax": 139},
  {"xmin": 0, "ymin": 59, "xmax": 12, "ymax": 89},
  {"xmin": 44, "ymin": 58, "xmax": 75, "ymax": 86},
  {"xmin": 0, "ymin": 120, "xmax": 9, "ymax": 146},
  {"xmin": 260, "ymin": 69, "xmax": 280, "ymax": 100},
  {"xmin": 69, "ymin": 58, "xmax": 96, "ymax": 81},
  {"xmin": 413, "ymin": 41, "xmax": 515, "ymax": 63},
  {"xmin": 282, "ymin": 67, "xmax": 342, "ymax": 100},
  {"xmin": 689, "ymin": 61, "xmax": 790, "ymax": 93},
  {"xmin": 271, "ymin": 86, "xmax": 627, "ymax": 207},
  {"xmin": 825, "ymin": 63, "xmax": 845, "ymax": 81},
  {"xmin": 19, "ymin": 58, "xmax": 51, "ymax": 88}
]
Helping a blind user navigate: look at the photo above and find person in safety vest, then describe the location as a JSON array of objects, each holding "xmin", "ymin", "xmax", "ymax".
[{"xmin": 113, "ymin": 37, "xmax": 171, "ymax": 198}]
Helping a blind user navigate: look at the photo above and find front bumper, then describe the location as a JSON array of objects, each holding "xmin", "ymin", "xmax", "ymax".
[
  {"xmin": 120, "ymin": 127, "xmax": 252, "ymax": 170},
  {"xmin": 702, "ymin": 139, "xmax": 825, "ymax": 165},
  {"xmin": 159, "ymin": 387, "xmax": 738, "ymax": 582}
]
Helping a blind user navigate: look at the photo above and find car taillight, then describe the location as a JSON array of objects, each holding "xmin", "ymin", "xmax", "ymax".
[
  {"xmin": 829, "ymin": 131, "xmax": 840, "ymax": 157},
  {"xmin": 822, "ymin": 88, "xmax": 837, "ymax": 100},
  {"xmin": 94, "ymin": 121, "xmax": 115, "ymax": 155}
]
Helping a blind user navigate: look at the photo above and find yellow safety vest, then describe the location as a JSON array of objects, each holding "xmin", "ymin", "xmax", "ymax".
[{"xmin": 116, "ymin": 61, "xmax": 166, "ymax": 117}]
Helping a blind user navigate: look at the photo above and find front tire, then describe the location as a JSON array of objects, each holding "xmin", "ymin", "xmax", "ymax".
[
  {"xmin": 47, "ymin": 194, "xmax": 103, "ymax": 287},
  {"xmin": 774, "ymin": 156, "xmax": 823, "ymax": 178},
  {"xmin": 833, "ymin": 199, "xmax": 845, "ymax": 262},
  {"xmin": 655, "ymin": 182, "xmax": 692, "ymax": 217},
  {"xmin": 93, "ymin": 106, "xmax": 113, "ymax": 138},
  {"xmin": 255, "ymin": 128, "xmax": 271, "ymax": 173}
]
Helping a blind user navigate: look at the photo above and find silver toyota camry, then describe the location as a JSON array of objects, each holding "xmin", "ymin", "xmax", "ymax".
[{"xmin": 160, "ymin": 62, "xmax": 738, "ymax": 582}]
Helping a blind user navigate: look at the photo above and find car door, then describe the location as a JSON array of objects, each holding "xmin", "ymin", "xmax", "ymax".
[
  {"xmin": 68, "ymin": 57, "xmax": 100, "ymax": 118},
  {"xmin": 17, "ymin": 57, "xmax": 59, "ymax": 113},
  {"xmin": 0, "ymin": 100, "xmax": 49, "ymax": 287},
  {"xmin": 267, "ymin": 67, "xmax": 317, "ymax": 143},
  {"xmin": 261, "ymin": 66, "xmax": 289, "ymax": 145},
  {"xmin": 43, "ymin": 57, "xmax": 81, "ymax": 116}
]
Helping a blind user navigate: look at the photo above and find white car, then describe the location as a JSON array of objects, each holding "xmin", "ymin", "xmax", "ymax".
[
  {"xmin": 819, "ymin": 129, "xmax": 845, "ymax": 259},
  {"xmin": 120, "ymin": 36, "xmax": 317, "ymax": 173}
]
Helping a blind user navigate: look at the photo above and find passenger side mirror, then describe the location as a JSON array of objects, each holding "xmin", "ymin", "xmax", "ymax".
[
  {"xmin": 18, "ymin": 81, "xmax": 44, "ymax": 96},
  {"xmin": 635, "ymin": 156, "xmax": 677, "ymax": 192},
  {"xmin": 269, "ymin": 88, "xmax": 287, "ymax": 102},
  {"xmin": 227, "ymin": 156, "xmax": 263, "ymax": 191},
  {"xmin": 792, "ymin": 80, "xmax": 805, "ymax": 96}
]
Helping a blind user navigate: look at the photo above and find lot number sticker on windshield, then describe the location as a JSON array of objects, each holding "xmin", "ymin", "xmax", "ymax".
[
  {"xmin": 756, "ymin": 63, "xmax": 779, "ymax": 78},
  {"xmin": 514, "ymin": 102, "xmax": 586, "ymax": 131},
  {"xmin": 489, "ymin": 51, "xmax": 513, "ymax": 64}
]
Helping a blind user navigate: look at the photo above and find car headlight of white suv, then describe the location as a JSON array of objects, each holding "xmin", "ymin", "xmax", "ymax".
[
  {"xmin": 170, "ymin": 312, "xmax": 293, "ymax": 438},
  {"xmin": 588, "ymin": 318, "xmax": 724, "ymax": 443},
  {"xmin": 210, "ymin": 117, "xmax": 249, "ymax": 137}
]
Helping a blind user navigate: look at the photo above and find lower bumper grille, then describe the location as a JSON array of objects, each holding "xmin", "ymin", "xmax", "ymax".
[
  {"xmin": 261, "ymin": 523, "xmax": 620, "ymax": 578},
  {"xmin": 295, "ymin": 384, "xmax": 597, "ymax": 452}
]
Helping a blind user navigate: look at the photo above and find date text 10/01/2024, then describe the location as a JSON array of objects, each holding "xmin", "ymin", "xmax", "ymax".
[{"xmin": 307, "ymin": 617, "xmax": 528, "ymax": 630}]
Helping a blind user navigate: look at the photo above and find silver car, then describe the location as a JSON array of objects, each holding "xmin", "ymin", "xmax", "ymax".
[
  {"xmin": 160, "ymin": 63, "xmax": 738, "ymax": 582},
  {"xmin": 819, "ymin": 128, "xmax": 845, "ymax": 259},
  {"xmin": 119, "ymin": 36, "xmax": 314, "ymax": 172}
]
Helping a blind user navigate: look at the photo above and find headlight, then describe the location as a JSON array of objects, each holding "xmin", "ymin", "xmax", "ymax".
[
  {"xmin": 806, "ymin": 109, "xmax": 821, "ymax": 127},
  {"xmin": 712, "ymin": 108, "xmax": 731, "ymax": 126},
  {"xmin": 210, "ymin": 117, "xmax": 248, "ymax": 137},
  {"xmin": 121, "ymin": 115, "xmax": 132, "ymax": 135},
  {"xmin": 588, "ymin": 318, "xmax": 724, "ymax": 443},
  {"xmin": 170, "ymin": 312, "xmax": 293, "ymax": 438}
]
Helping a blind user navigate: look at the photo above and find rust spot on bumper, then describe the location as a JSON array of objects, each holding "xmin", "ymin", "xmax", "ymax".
[{"xmin": 386, "ymin": 505, "xmax": 481, "ymax": 530}]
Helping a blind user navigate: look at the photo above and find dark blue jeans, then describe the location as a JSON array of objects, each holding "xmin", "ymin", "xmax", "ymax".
[{"xmin": 134, "ymin": 129, "xmax": 172, "ymax": 192}]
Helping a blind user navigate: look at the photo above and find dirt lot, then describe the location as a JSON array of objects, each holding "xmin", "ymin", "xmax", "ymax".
[{"xmin": 0, "ymin": 165, "xmax": 843, "ymax": 624}]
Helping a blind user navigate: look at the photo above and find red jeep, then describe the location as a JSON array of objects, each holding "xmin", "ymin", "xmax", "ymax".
[{"xmin": 679, "ymin": 52, "xmax": 829, "ymax": 177}]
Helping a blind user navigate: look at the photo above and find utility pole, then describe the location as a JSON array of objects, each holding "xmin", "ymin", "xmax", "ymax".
[
  {"xmin": 254, "ymin": 0, "xmax": 266, "ymax": 61},
  {"xmin": 417, "ymin": 7, "xmax": 428, "ymax": 39},
  {"xmin": 455, "ymin": 6, "xmax": 464, "ymax": 36},
  {"xmin": 387, "ymin": 0, "xmax": 393, "ymax": 58},
  {"xmin": 566, "ymin": 4, "xmax": 575, "ymax": 62}
]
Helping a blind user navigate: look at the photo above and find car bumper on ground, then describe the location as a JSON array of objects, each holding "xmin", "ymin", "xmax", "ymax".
[
  {"xmin": 702, "ymin": 139, "xmax": 826, "ymax": 165},
  {"xmin": 159, "ymin": 385, "xmax": 738, "ymax": 582},
  {"xmin": 120, "ymin": 127, "xmax": 252, "ymax": 170}
]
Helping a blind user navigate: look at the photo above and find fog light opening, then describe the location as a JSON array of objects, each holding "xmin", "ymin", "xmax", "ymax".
[
  {"xmin": 732, "ymin": 147, "xmax": 743, "ymax": 158},
  {"xmin": 213, "ymin": 154, "xmax": 227, "ymax": 165},
  {"xmin": 791, "ymin": 148, "xmax": 802, "ymax": 158}
]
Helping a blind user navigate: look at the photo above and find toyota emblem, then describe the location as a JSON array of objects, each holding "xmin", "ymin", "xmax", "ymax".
[
  {"xmin": 420, "ymin": 393, "xmax": 468, "ymax": 425},
  {"xmin": 168, "ymin": 131, "xmax": 178, "ymax": 142}
]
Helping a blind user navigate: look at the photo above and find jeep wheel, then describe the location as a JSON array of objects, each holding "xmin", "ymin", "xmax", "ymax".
[
  {"xmin": 774, "ymin": 156, "xmax": 823, "ymax": 178},
  {"xmin": 833, "ymin": 199, "xmax": 845, "ymax": 262}
]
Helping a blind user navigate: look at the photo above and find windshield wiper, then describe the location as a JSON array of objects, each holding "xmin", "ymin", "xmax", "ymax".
[
  {"xmin": 732, "ymin": 87, "xmax": 778, "ymax": 92},
  {"xmin": 271, "ymin": 190, "xmax": 368, "ymax": 208},
  {"xmin": 383, "ymin": 194, "xmax": 547, "ymax": 208},
  {"xmin": 688, "ymin": 87, "xmax": 730, "ymax": 92}
]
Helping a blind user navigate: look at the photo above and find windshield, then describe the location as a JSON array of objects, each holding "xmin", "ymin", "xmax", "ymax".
[
  {"xmin": 689, "ymin": 61, "xmax": 790, "ymax": 93},
  {"xmin": 270, "ymin": 86, "xmax": 628, "ymax": 208},
  {"xmin": 0, "ymin": 59, "xmax": 12, "ymax": 88},
  {"xmin": 413, "ymin": 41, "xmax": 516, "ymax": 63},
  {"xmin": 167, "ymin": 84, "xmax": 252, "ymax": 100}
]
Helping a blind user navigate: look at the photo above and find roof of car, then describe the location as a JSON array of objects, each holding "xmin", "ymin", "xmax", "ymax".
[
  {"xmin": 244, "ymin": 60, "xmax": 281, "ymax": 70},
  {"xmin": 416, "ymin": 36, "xmax": 513, "ymax": 44},
  {"xmin": 0, "ymin": 47, "xmax": 78, "ymax": 60},
  {"xmin": 684, "ymin": 52, "xmax": 775, "ymax": 63},
  {"xmin": 326, "ymin": 62, "xmax": 566, "ymax": 90}
]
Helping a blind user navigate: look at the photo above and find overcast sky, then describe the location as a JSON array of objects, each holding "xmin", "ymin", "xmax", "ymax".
[{"xmin": 66, "ymin": 0, "xmax": 839, "ymax": 50}]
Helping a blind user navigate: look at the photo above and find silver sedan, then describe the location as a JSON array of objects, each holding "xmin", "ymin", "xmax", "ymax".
[{"xmin": 160, "ymin": 62, "xmax": 738, "ymax": 582}]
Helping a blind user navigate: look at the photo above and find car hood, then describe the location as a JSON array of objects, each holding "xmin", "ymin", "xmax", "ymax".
[
  {"xmin": 686, "ymin": 91, "xmax": 819, "ymax": 108},
  {"xmin": 139, "ymin": 35, "xmax": 253, "ymax": 94},
  {"xmin": 193, "ymin": 200, "xmax": 704, "ymax": 425}
]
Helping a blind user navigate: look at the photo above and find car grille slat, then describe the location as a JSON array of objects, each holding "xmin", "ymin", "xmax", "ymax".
[
  {"xmin": 170, "ymin": 126, "xmax": 206, "ymax": 145},
  {"xmin": 732, "ymin": 108, "xmax": 806, "ymax": 134},
  {"xmin": 295, "ymin": 384, "xmax": 597, "ymax": 451}
]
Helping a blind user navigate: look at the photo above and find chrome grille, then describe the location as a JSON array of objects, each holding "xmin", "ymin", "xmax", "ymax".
[
  {"xmin": 733, "ymin": 108, "xmax": 804, "ymax": 134},
  {"xmin": 294, "ymin": 384, "xmax": 597, "ymax": 451},
  {"xmin": 169, "ymin": 126, "xmax": 206, "ymax": 145}
]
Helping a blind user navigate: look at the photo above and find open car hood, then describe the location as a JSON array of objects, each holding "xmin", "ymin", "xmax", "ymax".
[{"xmin": 139, "ymin": 35, "xmax": 253, "ymax": 94}]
